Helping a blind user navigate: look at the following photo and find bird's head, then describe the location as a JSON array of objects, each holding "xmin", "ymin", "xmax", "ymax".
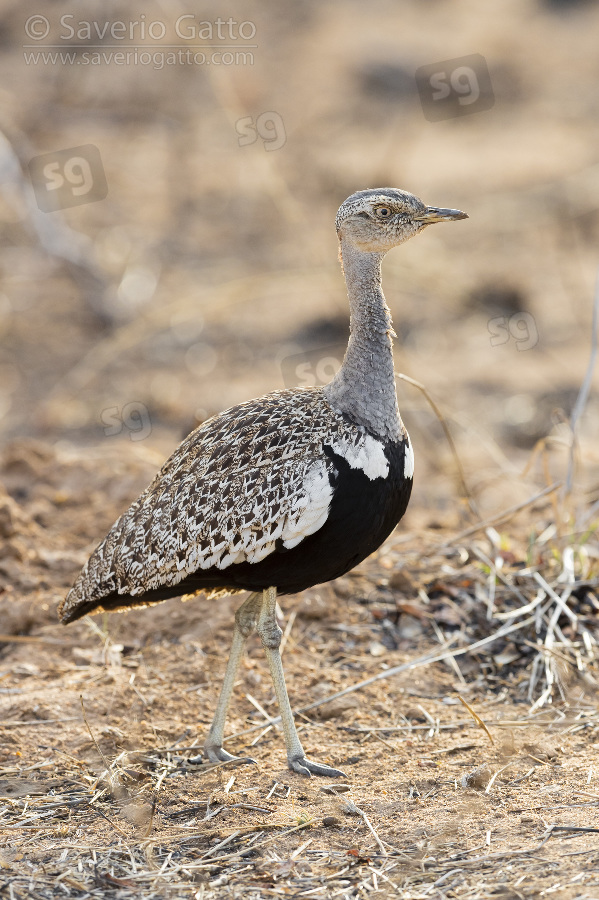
[{"xmin": 335, "ymin": 187, "xmax": 468, "ymax": 253}]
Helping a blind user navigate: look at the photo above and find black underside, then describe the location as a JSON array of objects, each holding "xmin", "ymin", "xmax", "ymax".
[{"xmin": 75, "ymin": 440, "xmax": 412, "ymax": 617}]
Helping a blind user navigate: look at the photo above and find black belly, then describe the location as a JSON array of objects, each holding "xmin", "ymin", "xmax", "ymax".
[{"xmin": 84, "ymin": 439, "xmax": 412, "ymax": 614}]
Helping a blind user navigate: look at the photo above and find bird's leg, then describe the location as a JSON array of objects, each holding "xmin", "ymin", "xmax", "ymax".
[
  {"xmin": 203, "ymin": 591, "xmax": 262, "ymax": 766},
  {"xmin": 257, "ymin": 586, "xmax": 346, "ymax": 778}
]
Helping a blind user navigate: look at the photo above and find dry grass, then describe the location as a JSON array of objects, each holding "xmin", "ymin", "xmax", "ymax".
[{"xmin": 2, "ymin": 691, "xmax": 599, "ymax": 898}]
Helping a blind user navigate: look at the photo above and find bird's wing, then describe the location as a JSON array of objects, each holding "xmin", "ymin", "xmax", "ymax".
[{"xmin": 61, "ymin": 388, "xmax": 382, "ymax": 614}]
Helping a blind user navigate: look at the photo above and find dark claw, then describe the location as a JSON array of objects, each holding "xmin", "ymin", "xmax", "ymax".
[{"xmin": 288, "ymin": 755, "xmax": 346, "ymax": 778}]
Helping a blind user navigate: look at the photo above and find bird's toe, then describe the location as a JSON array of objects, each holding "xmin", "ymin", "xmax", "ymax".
[
  {"xmin": 288, "ymin": 755, "xmax": 346, "ymax": 778},
  {"xmin": 201, "ymin": 744, "xmax": 257, "ymax": 767}
]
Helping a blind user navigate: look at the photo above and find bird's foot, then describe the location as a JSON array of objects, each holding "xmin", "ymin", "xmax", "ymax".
[
  {"xmin": 288, "ymin": 754, "xmax": 346, "ymax": 778},
  {"xmin": 195, "ymin": 743, "xmax": 257, "ymax": 767}
]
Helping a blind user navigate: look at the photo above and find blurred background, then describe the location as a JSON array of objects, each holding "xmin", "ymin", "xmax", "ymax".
[{"xmin": 1, "ymin": 0, "xmax": 599, "ymax": 527}]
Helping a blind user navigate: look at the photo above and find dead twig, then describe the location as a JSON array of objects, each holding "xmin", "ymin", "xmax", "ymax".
[
  {"xmin": 433, "ymin": 828, "xmax": 556, "ymax": 866},
  {"xmin": 344, "ymin": 801, "xmax": 387, "ymax": 856},
  {"xmin": 457, "ymin": 696, "xmax": 494, "ymax": 745},
  {"xmin": 565, "ymin": 267, "xmax": 599, "ymax": 495},
  {"xmin": 79, "ymin": 695, "xmax": 111, "ymax": 773},
  {"xmin": 437, "ymin": 481, "xmax": 562, "ymax": 547},
  {"xmin": 396, "ymin": 372, "xmax": 478, "ymax": 517}
]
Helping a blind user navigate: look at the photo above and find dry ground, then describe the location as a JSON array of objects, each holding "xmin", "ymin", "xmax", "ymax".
[
  {"xmin": 1, "ymin": 440, "xmax": 598, "ymax": 898},
  {"xmin": 1, "ymin": 0, "xmax": 599, "ymax": 897}
]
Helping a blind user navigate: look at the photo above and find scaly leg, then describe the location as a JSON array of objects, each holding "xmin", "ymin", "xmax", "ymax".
[
  {"xmin": 203, "ymin": 591, "xmax": 262, "ymax": 765},
  {"xmin": 257, "ymin": 586, "xmax": 346, "ymax": 778}
]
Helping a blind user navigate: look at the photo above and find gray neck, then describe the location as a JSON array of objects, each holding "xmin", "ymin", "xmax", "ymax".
[{"xmin": 324, "ymin": 238, "xmax": 402, "ymax": 442}]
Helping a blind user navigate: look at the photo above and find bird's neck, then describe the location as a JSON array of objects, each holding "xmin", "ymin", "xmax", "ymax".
[{"xmin": 324, "ymin": 238, "xmax": 403, "ymax": 442}]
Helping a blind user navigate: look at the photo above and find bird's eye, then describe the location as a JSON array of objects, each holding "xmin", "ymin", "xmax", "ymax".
[{"xmin": 374, "ymin": 206, "xmax": 393, "ymax": 219}]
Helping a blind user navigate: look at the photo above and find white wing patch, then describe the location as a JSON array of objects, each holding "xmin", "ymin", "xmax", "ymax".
[
  {"xmin": 404, "ymin": 436, "xmax": 414, "ymax": 478},
  {"xmin": 281, "ymin": 460, "xmax": 333, "ymax": 549},
  {"xmin": 329, "ymin": 433, "xmax": 388, "ymax": 481}
]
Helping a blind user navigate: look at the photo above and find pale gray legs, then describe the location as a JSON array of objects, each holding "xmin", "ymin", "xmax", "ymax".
[
  {"xmin": 204, "ymin": 586, "xmax": 345, "ymax": 778},
  {"xmin": 203, "ymin": 591, "xmax": 262, "ymax": 768}
]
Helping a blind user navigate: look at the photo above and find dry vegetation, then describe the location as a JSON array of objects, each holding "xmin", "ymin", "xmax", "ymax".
[{"xmin": 1, "ymin": 0, "xmax": 599, "ymax": 897}]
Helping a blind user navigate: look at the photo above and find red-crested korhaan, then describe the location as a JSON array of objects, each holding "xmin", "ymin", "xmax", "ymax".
[{"xmin": 60, "ymin": 189, "xmax": 467, "ymax": 777}]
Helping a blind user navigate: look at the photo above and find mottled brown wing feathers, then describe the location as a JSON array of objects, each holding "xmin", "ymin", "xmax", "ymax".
[{"xmin": 59, "ymin": 388, "xmax": 375, "ymax": 621}]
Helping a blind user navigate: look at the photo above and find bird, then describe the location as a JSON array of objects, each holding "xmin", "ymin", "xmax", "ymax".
[{"xmin": 59, "ymin": 188, "xmax": 467, "ymax": 777}]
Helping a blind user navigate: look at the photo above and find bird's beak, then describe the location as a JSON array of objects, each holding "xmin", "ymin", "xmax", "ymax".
[{"xmin": 414, "ymin": 206, "xmax": 468, "ymax": 224}]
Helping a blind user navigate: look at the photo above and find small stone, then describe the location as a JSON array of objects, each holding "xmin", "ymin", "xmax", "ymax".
[
  {"xmin": 297, "ymin": 594, "xmax": 328, "ymax": 620},
  {"xmin": 120, "ymin": 801, "xmax": 153, "ymax": 826},
  {"xmin": 389, "ymin": 570, "xmax": 415, "ymax": 593},
  {"xmin": 0, "ymin": 499, "xmax": 16, "ymax": 538},
  {"xmin": 461, "ymin": 764, "xmax": 492, "ymax": 790},
  {"xmin": 244, "ymin": 669, "xmax": 262, "ymax": 689},
  {"xmin": 316, "ymin": 695, "xmax": 359, "ymax": 720},
  {"xmin": 320, "ymin": 783, "xmax": 351, "ymax": 794},
  {"xmin": 0, "ymin": 538, "xmax": 26, "ymax": 561},
  {"xmin": 397, "ymin": 614, "xmax": 424, "ymax": 639}
]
